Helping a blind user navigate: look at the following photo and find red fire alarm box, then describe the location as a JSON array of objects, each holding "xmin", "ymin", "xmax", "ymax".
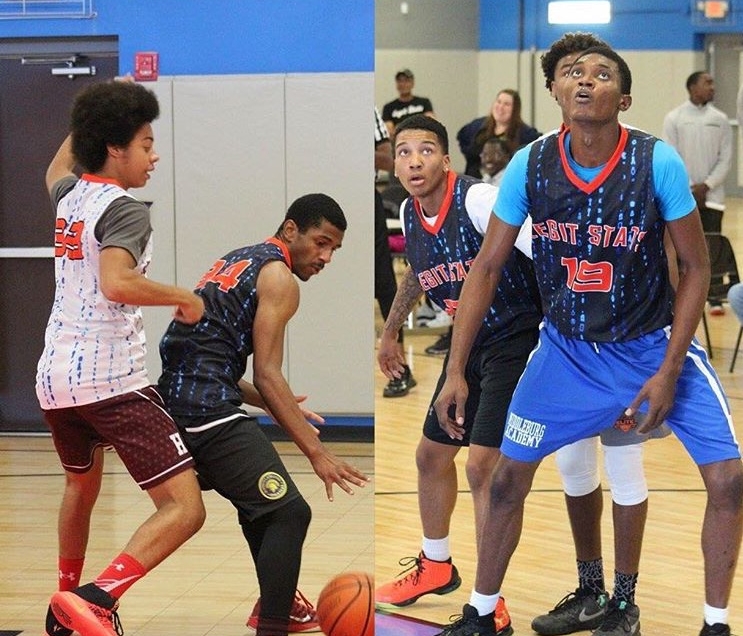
[
  {"xmin": 134, "ymin": 52, "xmax": 159, "ymax": 81},
  {"xmin": 704, "ymin": 1, "xmax": 728, "ymax": 18}
]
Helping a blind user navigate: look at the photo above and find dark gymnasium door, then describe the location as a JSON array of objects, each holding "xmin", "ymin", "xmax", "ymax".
[{"xmin": 0, "ymin": 37, "xmax": 118, "ymax": 432}]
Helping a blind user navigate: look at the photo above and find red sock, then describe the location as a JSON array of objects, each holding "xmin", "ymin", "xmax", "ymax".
[
  {"xmin": 58, "ymin": 556, "xmax": 85, "ymax": 591},
  {"xmin": 93, "ymin": 553, "xmax": 147, "ymax": 599}
]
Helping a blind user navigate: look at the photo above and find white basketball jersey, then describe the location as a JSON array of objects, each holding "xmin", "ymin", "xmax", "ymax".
[{"xmin": 36, "ymin": 177, "xmax": 152, "ymax": 409}]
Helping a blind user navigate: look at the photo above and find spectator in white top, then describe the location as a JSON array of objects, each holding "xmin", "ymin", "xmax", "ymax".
[
  {"xmin": 663, "ymin": 71, "xmax": 732, "ymax": 234},
  {"xmin": 663, "ymin": 70, "xmax": 732, "ymax": 314}
]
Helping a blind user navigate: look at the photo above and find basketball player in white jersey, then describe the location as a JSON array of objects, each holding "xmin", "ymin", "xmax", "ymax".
[{"xmin": 39, "ymin": 80, "xmax": 206, "ymax": 636}]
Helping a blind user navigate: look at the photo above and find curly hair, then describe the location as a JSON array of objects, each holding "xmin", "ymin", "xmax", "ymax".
[
  {"xmin": 540, "ymin": 32, "xmax": 608, "ymax": 91},
  {"xmin": 70, "ymin": 81, "xmax": 159, "ymax": 172}
]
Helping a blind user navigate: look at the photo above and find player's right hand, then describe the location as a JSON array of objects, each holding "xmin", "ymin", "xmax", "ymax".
[
  {"xmin": 629, "ymin": 368, "xmax": 677, "ymax": 433},
  {"xmin": 377, "ymin": 333, "xmax": 406, "ymax": 380},
  {"xmin": 309, "ymin": 450, "xmax": 369, "ymax": 502},
  {"xmin": 174, "ymin": 293, "xmax": 205, "ymax": 324},
  {"xmin": 433, "ymin": 373, "xmax": 468, "ymax": 441}
]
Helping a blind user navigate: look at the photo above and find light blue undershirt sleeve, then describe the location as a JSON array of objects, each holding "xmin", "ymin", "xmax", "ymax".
[{"xmin": 652, "ymin": 140, "xmax": 696, "ymax": 221}]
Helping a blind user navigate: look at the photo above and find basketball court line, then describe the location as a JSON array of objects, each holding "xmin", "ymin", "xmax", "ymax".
[
  {"xmin": 376, "ymin": 486, "xmax": 707, "ymax": 496},
  {"xmin": 375, "ymin": 608, "xmax": 442, "ymax": 636}
]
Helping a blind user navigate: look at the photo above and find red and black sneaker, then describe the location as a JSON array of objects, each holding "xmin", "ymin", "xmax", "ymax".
[
  {"xmin": 246, "ymin": 589, "xmax": 320, "ymax": 633},
  {"xmin": 50, "ymin": 582, "xmax": 123, "ymax": 636}
]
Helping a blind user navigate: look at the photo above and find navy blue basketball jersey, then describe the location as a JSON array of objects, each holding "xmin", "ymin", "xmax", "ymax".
[
  {"xmin": 403, "ymin": 173, "xmax": 542, "ymax": 347},
  {"xmin": 526, "ymin": 127, "xmax": 675, "ymax": 341},
  {"xmin": 158, "ymin": 237, "xmax": 289, "ymax": 420}
]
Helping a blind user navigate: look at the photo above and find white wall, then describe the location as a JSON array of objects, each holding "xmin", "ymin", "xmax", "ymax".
[{"xmin": 133, "ymin": 72, "xmax": 374, "ymax": 416}]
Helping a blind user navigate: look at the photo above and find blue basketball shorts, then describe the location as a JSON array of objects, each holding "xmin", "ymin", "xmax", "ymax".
[{"xmin": 501, "ymin": 321, "xmax": 740, "ymax": 466}]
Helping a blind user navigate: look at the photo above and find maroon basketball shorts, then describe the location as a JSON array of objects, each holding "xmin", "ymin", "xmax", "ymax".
[{"xmin": 43, "ymin": 385, "xmax": 195, "ymax": 489}]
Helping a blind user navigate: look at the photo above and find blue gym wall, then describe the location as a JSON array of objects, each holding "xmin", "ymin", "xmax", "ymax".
[
  {"xmin": 0, "ymin": 0, "xmax": 374, "ymax": 75},
  {"xmin": 480, "ymin": 0, "xmax": 742, "ymax": 51}
]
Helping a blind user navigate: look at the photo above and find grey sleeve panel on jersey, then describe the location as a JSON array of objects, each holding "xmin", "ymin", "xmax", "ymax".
[
  {"xmin": 95, "ymin": 197, "xmax": 152, "ymax": 263},
  {"xmin": 50, "ymin": 175, "xmax": 78, "ymax": 210}
]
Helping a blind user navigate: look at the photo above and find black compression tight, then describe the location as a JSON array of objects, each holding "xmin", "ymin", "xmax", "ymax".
[{"xmin": 240, "ymin": 496, "xmax": 312, "ymax": 636}]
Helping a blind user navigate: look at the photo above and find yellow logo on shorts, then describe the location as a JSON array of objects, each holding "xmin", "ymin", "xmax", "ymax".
[{"xmin": 258, "ymin": 471, "xmax": 287, "ymax": 500}]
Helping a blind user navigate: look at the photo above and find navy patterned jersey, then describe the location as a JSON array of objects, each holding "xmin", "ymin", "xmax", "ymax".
[
  {"xmin": 403, "ymin": 174, "xmax": 542, "ymax": 347},
  {"xmin": 158, "ymin": 237, "xmax": 289, "ymax": 420},
  {"xmin": 526, "ymin": 127, "xmax": 674, "ymax": 341}
]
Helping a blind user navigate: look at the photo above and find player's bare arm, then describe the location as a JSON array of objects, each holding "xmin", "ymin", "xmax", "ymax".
[
  {"xmin": 46, "ymin": 134, "xmax": 76, "ymax": 193},
  {"xmin": 378, "ymin": 266, "xmax": 424, "ymax": 379},
  {"xmin": 434, "ymin": 217, "xmax": 520, "ymax": 438},
  {"xmin": 237, "ymin": 378, "xmax": 324, "ymax": 429},
  {"xmin": 99, "ymin": 247, "xmax": 204, "ymax": 323},
  {"xmin": 253, "ymin": 261, "xmax": 368, "ymax": 500},
  {"xmin": 632, "ymin": 210, "xmax": 710, "ymax": 432}
]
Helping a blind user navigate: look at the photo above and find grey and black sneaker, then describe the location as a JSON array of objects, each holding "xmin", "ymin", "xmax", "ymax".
[
  {"xmin": 425, "ymin": 331, "xmax": 451, "ymax": 356},
  {"xmin": 435, "ymin": 604, "xmax": 496, "ymax": 636},
  {"xmin": 531, "ymin": 588, "xmax": 609, "ymax": 635},
  {"xmin": 700, "ymin": 624, "xmax": 732, "ymax": 636},
  {"xmin": 46, "ymin": 604, "xmax": 73, "ymax": 636},
  {"xmin": 593, "ymin": 599, "xmax": 640, "ymax": 636}
]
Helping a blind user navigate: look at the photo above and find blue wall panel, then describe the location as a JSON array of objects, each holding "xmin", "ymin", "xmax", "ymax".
[
  {"xmin": 480, "ymin": 0, "xmax": 743, "ymax": 51},
  {"xmin": 480, "ymin": 0, "xmax": 524, "ymax": 49},
  {"xmin": 0, "ymin": 0, "xmax": 374, "ymax": 75}
]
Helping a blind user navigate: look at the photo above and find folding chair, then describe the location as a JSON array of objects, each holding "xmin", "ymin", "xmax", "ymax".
[
  {"xmin": 730, "ymin": 323, "xmax": 743, "ymax": 372},
  {"xmin": 701, "ymin": 233, "xmax": 741, "ymax": 369}
]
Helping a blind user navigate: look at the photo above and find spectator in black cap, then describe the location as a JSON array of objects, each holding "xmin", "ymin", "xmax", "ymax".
[{"xmin": 382, "ymin": 68, "xmax": 435, "ymax": 137}]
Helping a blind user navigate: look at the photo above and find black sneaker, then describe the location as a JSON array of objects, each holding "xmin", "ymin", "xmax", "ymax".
[
  {"xmin": 425, "ymin": 332, "xmax": 451, "ymax": 356},
  {"xmin": 531, "ymin": 588, "xmax": 608, "ymax": 635},
  {"xmin": 435, "ymin": 604, "xmax": 496, "ymax": 636},
  {"xmin": 700, "ymin": 624, "xmax": 732, "ymax": 636},
  {"xmin": 46, "ymin": 604, "xmax": 73, "ymax": 636},
  {"xmin": 383, "ymin": 364, "xmax": 417, "ymax": 398},
  {"xmin": 593, "ymin": 599, "xmax": 640, "ymax": 636}
]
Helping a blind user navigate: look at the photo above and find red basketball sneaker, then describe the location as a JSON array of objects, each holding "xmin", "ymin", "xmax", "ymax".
[
  {"xmin": 246, "ymin": 589, "xmax": 320, "ymax": 633},
  {"xmin": 50, "ymin": 583, "xmax": 123, "ymax": 636},
  {"xmin": 496, "ymin": 596, "xmax": 514, "ymax": 636},
  {"xmin": 375, "ymin": 552, "xmax": 461, "ymax": 607}
]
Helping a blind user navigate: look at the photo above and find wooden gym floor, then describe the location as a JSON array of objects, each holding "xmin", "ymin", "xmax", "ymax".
[
  {"xmin": 0, "ymin": 437, "xmax": 372, "ymax": 635},
  {"xmin": 375, "ymin": 198, "xmax": 743, "ymax": 635}
]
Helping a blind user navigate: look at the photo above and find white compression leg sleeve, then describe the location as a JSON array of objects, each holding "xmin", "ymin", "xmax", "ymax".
[
  {"xmin": 602, "ymin": 442, "xmax": 648, "ymax": 506},
  {"xmin": 555, "ymin": 437, "xmax": 601, "ymax": 497}
]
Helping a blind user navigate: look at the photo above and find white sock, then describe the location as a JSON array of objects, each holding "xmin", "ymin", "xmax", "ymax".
[
  {"xmin": 704, "ymin": 603, "xmax": 728, "ymax": 627},
  {"xmin": 469, "ymin": 589, "xmax": 500, "ymax": 616},
  {"xmin": 421, "ymin": 536, "xmax": 450, "ymax": 562}
]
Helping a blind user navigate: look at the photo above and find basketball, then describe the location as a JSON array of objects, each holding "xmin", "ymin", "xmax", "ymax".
[{"xmin": 316, "ymin": 571, "xmax": 374, "ymax": 636}]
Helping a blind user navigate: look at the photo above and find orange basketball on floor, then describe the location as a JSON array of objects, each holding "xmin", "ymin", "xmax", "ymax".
[{"xmin": 316, "ymin": 571, "xmax": 374, "ymax": 636}]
